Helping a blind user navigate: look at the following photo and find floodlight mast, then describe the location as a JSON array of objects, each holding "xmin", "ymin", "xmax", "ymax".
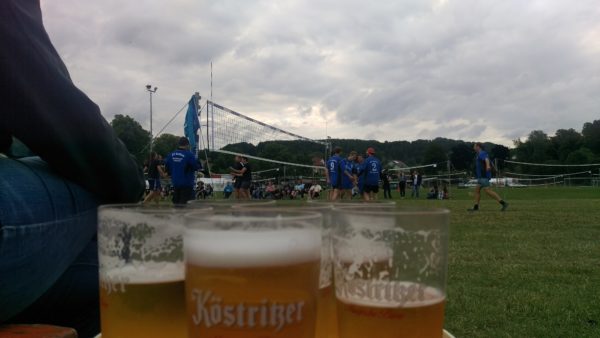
[{"xmin": 146, "ymin": 84, "xmax": 158, "ymax": 154}]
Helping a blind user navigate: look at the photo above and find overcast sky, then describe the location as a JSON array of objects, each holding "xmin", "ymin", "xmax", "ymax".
[{"xmin": 40, "ymin": 0, "xmax": 600, "ymax": 146}]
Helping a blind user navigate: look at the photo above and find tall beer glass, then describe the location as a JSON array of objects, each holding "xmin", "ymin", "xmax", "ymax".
[
  {"xmin": 333, "ymin": 208, "xmax": 450, "ymax": 338},
  {"xmin": 98, "ymin": 204, "xmax": 211, "ymax": 338},
  {"xmin": 234, "ymin": 202, "xmax": 338, "ymax": 338},
  {"xmin": 184, "ymin": 209, "xmax": 322, "ymax": 338}
]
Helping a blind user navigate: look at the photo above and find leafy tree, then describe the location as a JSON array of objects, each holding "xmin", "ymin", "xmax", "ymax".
[
  {"xmin": 527, "ymin": 130, "xmax": 552, "ymax": 163},
  {"xmin": 582, "ymin": 120, "xmax": 600, "ymax": 155},
  {"xmin": 423, "ymin": 142, "xmax": 447, "ymax": 174},
  {"xmin": 490, "ymin": 144, "xmax": 511, "ymax": 172},
  {"xmin": 566, "ymin": 147, "xmax": 596, "ymax": 164},
  {"xmin": 449, "ymin": 142, "xmax": 475, "ymax": 171},
  {"xmin": 513, "ymin": 130, "xmax": 552, "ymax": 172},
  {"xmin": 153, "ymin": 133, "xmax": 181, "ymax": 158},
  {"xmin": 110, "ymin": 114, "xmax": 151, "ymax": 165},
  {"xmin": 551, "ymin": 128, "xmax": 583, "ymax": 162}
]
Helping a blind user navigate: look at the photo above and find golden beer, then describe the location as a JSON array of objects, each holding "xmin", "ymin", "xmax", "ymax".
[
  {"xmin": 336, "ymin": 282, "xmax": 445, "ymax": 338},
  {"xmin": 316, "ymin": 283, "xmax": 338, "ymax": 338},
  {"xmin": 185, "ymin": 227, "xmax": 321, "ymax": 338},
  {"xmin": 99, "ymin": 274, "xmax": 186, "ymax": 338}
]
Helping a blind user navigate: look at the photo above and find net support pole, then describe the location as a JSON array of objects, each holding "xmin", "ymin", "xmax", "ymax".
[{"xmin": 447, "ymin": 160, "xmax": 451, "ymax": 197}]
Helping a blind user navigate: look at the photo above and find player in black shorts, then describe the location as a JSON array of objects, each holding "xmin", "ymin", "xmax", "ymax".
[{"xmin": 229, "ymin": 155, "xmax": 244, "ymax": 199}]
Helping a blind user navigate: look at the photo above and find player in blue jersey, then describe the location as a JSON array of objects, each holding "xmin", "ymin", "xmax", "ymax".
[
  {"xmin": 363, "ymin": 147, "xmax": 383, "ymax": 201},
  {"xmin": 325, "ymin": 147, "xmax": 343, "ymax": 201},
  {"xmin": 340, "ymin": 151, "xmax": 358, "ymax": 200},
  {"xmin": 468, "ymin": 142, "xmax": 508, "ymax": 211},
  {"xmin": 353, "ymin": 154, "xmax": 366, "ymax": 199},
  {"xmin": 165, "ymin": 137, "xmax": 202, "ymax": 205}
]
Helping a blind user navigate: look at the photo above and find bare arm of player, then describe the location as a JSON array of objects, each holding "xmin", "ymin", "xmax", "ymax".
[
  {"xmin": 158, "ymin": 165, "xmax": 167, "ymax": 178},
  {"xmin": 235, "ymin": 167, "xmax": 247, "ymax": 177}
]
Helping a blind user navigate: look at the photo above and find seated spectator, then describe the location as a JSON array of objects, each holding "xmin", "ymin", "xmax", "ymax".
[
  {"xmin": 265, "ymin": 181, "xmax": 276, "ymax": 199},
  {"xmin": 205, "ymin": 184, "xmax": 213, "ymax": 198},
  {"xmin": 309, "ymin": 182, "xmax": 323, "ymax": 200},
  {"xmin": 196, "ymin": 181, "xmax": 206, "ymax": 199},
  {"xmin": 427, "ymin": 187, "xmax": 438, "ymax": 199},
  {"xmin": 223, "ymin": 182, "xmax": 234, "ymax": 199},
  {"xmin": 441, "ymin": 184, "xmax": 450, "ymax": 199}
]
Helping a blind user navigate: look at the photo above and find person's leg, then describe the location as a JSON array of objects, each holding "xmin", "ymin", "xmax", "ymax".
[
  {"xmin": 362, "ymin": 186, "xmax": 371, "ymax": 201},
  {"xmin": 142, "ymin": 180, "xmax": 155, "ymax": 204},
  {"xmin": 183, "ymin": 186, "xmax": 194, "ymax": 204},
  {"xmin": 468, "ymin": 186, "xmax": 482, "ymax": 211},
  {"xmin": 8, "ymin": 239, "xmax": 99, "ymax": 337},
  {"xmin": 172, "ymin": 187, "xmax": 181, "ymax": 204},
  {"xmin": 483, "ymin": 187, "xmax": 502, "ymax": 202},
  {"xmin": 331, "ymin": 188, "xmax": 340, "ymax": 201},
  {"xmin": 0, "ymin": 157, "xmax": 99, "ymax": 335},
  {"xmin": 484, "ymin": 187, "xmax": 509, "ymax": 210}
]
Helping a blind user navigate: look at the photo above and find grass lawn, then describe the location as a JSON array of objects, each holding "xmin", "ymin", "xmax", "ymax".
[
  {"xmin": 179, "ymin": 185, "xmax": 600, "ymax": 337},
  {"xmin": 397, "ymin": 186, "xmax": 600, "ymax": 338}
]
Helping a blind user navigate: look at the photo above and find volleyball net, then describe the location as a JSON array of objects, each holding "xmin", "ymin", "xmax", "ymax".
[
  {"xmin": 500, "ymin": 160, "xmax": 600, "ymax": 187},
  {"xmin": 201, "ymin": 101, "xmax": 329, "ymax": 180}
]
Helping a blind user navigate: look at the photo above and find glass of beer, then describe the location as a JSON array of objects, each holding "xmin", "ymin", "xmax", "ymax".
[
  {"xmin": 332, "ymin": 208, "xmax": 450, "ymax": 338},
  {"xmin": 184, "ymin": 209, "xmax": 322, "ymax": 338},
  {"xmin": 232, "ymin": 202, "xmax": 339, "ymax": 338},
  {"xmin": 97, "ymin": 204, "xmax": 211, "ymax": 338}
]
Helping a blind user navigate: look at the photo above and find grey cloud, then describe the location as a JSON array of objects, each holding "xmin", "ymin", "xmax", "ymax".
[{"xmin": 40, "ymin": 0, "xmax": 600, "ymax": 145}]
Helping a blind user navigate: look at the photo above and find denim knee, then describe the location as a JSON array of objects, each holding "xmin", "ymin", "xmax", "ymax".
[{"xmin": 0, "ymin": 156, "xmax": 98, "ymax": 321}]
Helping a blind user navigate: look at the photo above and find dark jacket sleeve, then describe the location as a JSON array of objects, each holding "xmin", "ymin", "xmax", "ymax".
[{"xmin": 0, "ymin": 0, "xmax": 144, "ymax": 203}]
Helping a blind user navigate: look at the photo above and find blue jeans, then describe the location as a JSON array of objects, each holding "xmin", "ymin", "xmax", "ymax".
[
  {"xmin": 0, "ymin": 157, "xmax": 100, "ymax": 337},
  {"xmin": 412, "ymin": 184, "xmax": 420, "ymax": 198}
]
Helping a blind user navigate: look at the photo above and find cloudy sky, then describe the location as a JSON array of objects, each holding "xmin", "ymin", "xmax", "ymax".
[{"xmin": 40, "ymin": 0, "xmax": 600, "ymax": 146}]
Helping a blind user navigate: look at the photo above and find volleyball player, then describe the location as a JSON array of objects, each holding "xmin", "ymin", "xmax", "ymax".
[{"xmin": 325, "ymin": 147, "xmax": 343, "ymax": 201}]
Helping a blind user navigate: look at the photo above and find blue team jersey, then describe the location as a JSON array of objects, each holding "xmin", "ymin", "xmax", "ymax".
[
  {"xmin": 356, "ymin": 162, "xmax": 366, "ymax": 189},
  {"xmin": 475, "ymin": 150, "xmax": 491, "ymax": 179},
  {"xmin": 326, "ymin": 155, "xmax": 342, "ymax": 187},
  {"xmin": 363, "ymin": 156, "xmax": 382, "ymax": 186},
  {"xmin": 165, "ymin": 149, "xmax": 201, "ymax": 188},
  {"xmin": 341, "ymin": 159, "xmax": 354, "ymax": 189}
]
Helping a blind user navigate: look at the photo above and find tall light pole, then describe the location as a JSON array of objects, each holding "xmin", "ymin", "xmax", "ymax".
[{"xmin": 146, "ymin": 84, "xmax": 158, "ymax": 154}]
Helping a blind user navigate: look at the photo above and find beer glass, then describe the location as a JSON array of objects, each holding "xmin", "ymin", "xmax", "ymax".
[
  {"xmin": 233, "ymin": 202, "xmax": 338, "ymax": 338},
  {"xmin": 332, "ymin": 208, "xmax": 450, "ymax": 338},
  {"xmin": 184, "ymin": 209, "xmax": 322, "ymax": 338},
  {"xmin": 97, "ymin": 204, "xmax": 211, "ymax": 338}
]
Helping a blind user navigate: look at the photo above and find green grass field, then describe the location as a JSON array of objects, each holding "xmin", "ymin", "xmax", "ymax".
[
  {"xmin": 184, "ymin": 186, "xmax": 600, "ymax": 337},
  {"xmin": 401, "ymin": 186, "xmax": 600, "ymax": 338}
]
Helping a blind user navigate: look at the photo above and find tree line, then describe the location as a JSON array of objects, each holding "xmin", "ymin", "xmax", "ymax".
[{"xmin": 110, "ymin": 114, "xmax": 600, "ymax": 177}]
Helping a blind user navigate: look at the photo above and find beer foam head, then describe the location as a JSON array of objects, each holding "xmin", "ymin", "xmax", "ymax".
[
  {"xmin": 185, "ymin": 228, "xmax": 321, "ymax": 267},
  {"xmin": 184, "ymin": 211, "xmax": 322, "ymax": 267},
  {"xmin": 336, "ymin": 281, "xmax": 445, "ymax": 308}
]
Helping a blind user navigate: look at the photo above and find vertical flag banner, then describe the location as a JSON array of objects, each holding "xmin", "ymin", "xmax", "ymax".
[{"xmin": 184, "ymin": 95, "xmax": 200, "ymax": 158}]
